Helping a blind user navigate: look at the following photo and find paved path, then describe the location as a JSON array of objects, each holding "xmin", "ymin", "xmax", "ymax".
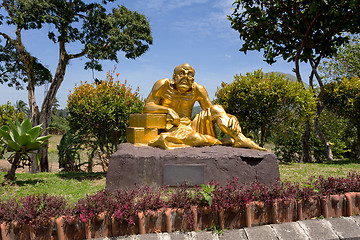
[{"xmin": 96, "ymin": 216, "xmax": 360, "ymax": 240}]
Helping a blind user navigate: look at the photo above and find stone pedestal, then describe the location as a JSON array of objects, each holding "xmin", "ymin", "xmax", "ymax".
[{"xmin": 106, "ymin": 143, "xmax": 280, "ymax": 191}]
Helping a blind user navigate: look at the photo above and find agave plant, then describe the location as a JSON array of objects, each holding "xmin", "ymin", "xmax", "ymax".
[{"xmin": 0, "ymin": 118, "xmax": 51, "ymax": 181}]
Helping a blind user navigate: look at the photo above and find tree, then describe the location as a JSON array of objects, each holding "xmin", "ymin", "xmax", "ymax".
[
  {"xmin": 214, "ymin": 69, "xmax": 315, "ymax": 147},
  {"xmin": 321, "ymin": 77, "xmax": 360, "ymax": 159},
  {"xmin": 319, "ymin": 34, "xmax": 360, "ymax": 81},
  {"xmin": 15, "ymin": 100, "xmax": 30, "ymax": 117},
  {"xmin": 0, "ymin": 0, "xmax": 153, "ymax": 171},
  {"xmin": 67, "ymin": 69, "xmax": 144, "ymax": 172},
  {"xmin": 228, "ymin": 0, "xmax": 360, "ymax": 162}
]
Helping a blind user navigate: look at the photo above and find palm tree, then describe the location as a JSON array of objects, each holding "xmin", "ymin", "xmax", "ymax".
[{"xmin": 15, "ymin": 100, "xmax": 30, "ymax": 117}]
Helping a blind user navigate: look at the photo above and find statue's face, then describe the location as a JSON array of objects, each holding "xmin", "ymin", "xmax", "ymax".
[{"xmin": 173, "ymin": 66, "xmax": 195, "ymax": 93}]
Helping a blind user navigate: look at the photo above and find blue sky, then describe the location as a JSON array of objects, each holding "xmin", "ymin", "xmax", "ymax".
[{"xmin": 0, "ymin": 0, "xmax": 311, "ymax": 108}]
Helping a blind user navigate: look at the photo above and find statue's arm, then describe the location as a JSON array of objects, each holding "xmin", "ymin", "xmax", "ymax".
[
  {"xmin": 195, "ymin": 83, "xmax": 213, "ymax": 110},
  {"xmin": 143, "ymin": 79, "xmax": 180, "ymax": 124}
]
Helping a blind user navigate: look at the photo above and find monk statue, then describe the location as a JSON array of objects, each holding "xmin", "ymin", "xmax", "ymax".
[{"xmin": 140, "ymin": 63, "xmax": 266, "ymax": 151}]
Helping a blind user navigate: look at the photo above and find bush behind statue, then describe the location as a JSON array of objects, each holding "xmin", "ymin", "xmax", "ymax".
[
  {"xmin": 215, "ymin": 69, "xmax": 316, "ymax": 161},
  {"xmin": 66, "ymin": 69, "xmax": 144, "ymax": 171}
]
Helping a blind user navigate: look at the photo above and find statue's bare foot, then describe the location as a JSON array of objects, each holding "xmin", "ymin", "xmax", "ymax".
[
  {"xmin": 233, "ymin": 138, "xmax": 267, "ymax": 151},
  {"xmin": 220, "ymin": 137, "xmax": 235, "ymax": 146}
]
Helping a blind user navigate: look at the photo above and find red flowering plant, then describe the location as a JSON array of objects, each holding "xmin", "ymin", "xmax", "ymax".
[{"xmin": 0, "ymin": 194, "xmax": 67, "ymax": 228}]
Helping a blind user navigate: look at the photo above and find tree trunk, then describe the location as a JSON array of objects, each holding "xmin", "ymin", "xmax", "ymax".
[
  {"xmin": 4, "ymin": 153, "xmax": 21, "ymax": 181},
  {"xmin": 37, "ymin": 40, "xmax": 69, "ymax": 172},
  {"xmin": 314, "ymin": 101, "xmax": 333, "ymax": 161},
  {"xmin": 356, "ymin": 128, "xmax": 360, "ymax": 160},
  {"xmin": 302, "ymin": 120, "xmax": 312, "ymax": 163},
  {"xmin": 314, "ymin": 117, "xmax": 333, "ymax": 161}
]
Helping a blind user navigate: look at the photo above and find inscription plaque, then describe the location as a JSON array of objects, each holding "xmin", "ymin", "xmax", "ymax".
[{"xmin": 163, "ymin": 164, "xmax": 205, "ymax": 186}]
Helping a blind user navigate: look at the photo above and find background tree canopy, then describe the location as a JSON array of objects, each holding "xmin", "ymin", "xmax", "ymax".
[
  {"xmin": 0, "ymin": 0, "xmax": 152, "ymax": 171},
  {"xmin": 228, "ymin": 0, "xmax": 360, "ymax": 162}
]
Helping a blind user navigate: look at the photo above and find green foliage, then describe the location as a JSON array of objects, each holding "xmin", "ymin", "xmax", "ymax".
[
  {"xmin": 199, "ymin": 184, "xmax": 215, "ymax": 206},
  {"xmin": 320, "ymin": 35, "xmax": 360, "ymax": 81},
  {"xmin": 0, "ymin": 101, "xmax": 25, "ymax": 127},
  {"xmin": 215, "ymin": 69, "xmax": 316, "ymax": 147},
  {"xmin": 57, "ymin": 132, "xmax": 83, "ymax": 172},
  {"xmin": 321, "ymin": 77, "xmax": 360, "ymax": 158},
  {"xmin": 49, "ymin": 114, "xmax": 68, "ymax": 135},
  {"xmin": 229, "ymin": 0, "xmax": 360, "ymax": 66},
  {"xmin": 322, "ymin": 77, "xmax": 360, "ymax": 129},
  {"xmin": 0, "ymin": 0, "xmax": 152, "ymax": 171},
  {"xmin": 0, "ymin": 41, "xmax": 52, "ymax": 89},
  {"xmin": 271, "ymin": 119, "xmax": 305, "ymax": 162},
  {"xmin": 316, "ymin": 110, "xmax": 355, "ymax": 159},
  {"xmin": 0, "ymin": 118, "xmax": 51, "ymax": 181},
  {"xmin": 67, "ymin": 69, "xmax": 144, "ymax": 168},
  {"xmin": 49, "ymin": 100, "xmax": 69, "ymax": 135},
  {"xmin": 0, "ymin": 102, "xmax": 26, "ymax": 156}
]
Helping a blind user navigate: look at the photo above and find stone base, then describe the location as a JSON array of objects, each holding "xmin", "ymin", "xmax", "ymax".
[{"xmin": 106, "ymin": 143, "xmax": 280, "ymax": 191}]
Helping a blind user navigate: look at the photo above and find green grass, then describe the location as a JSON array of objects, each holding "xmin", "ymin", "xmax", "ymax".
[
  {"xmin": 279, "ymin": 160, "xmax": 360, "ymax": 185},
  {"xmin": 0, "ymin": 172, "xmax": 106, "ymax": 205}
]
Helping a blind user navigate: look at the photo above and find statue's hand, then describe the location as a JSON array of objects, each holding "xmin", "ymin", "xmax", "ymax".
[{"xmin": 167, "ymin": 108, "xmax": 180, "ymax": 126}]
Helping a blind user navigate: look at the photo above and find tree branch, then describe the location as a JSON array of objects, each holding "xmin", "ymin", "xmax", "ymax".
[
  {"xmin": 68, "ymin": 48, "xmax": 87, "ymax": 59},
  {"xmin": 0, "ymin": 31, "xmax": 14, "ymax": 44},
  {"xmin": 2, "ymin": 0, "xmax": 15, "ymax": 19}
]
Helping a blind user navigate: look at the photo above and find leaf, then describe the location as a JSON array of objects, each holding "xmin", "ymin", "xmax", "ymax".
[
  {"xmin": 0, "ymin": 125, "xmax": 10, "ymax": 132},
  {"xmin": 36, "ymin": 135, "xmax": 52, "ymax": 143},
  {"xmin": 20, "ymin": 118, "xmax": 32, "ymax": 135},
  {"xmin": 7, "ymin": 141, "xmax": 21, "ymax": 152},
  {"xmin": 27, "ymin": 126, "xmax": 41, "ymax": 140},
  {"xmin": 0, "ymin": 128, "xmax": 12, "ymax": 142},
  {"xmin": 18, "ymin": 133, "xmax": 32, "ymax": 146},
  {"xmin": 25, "ymin": 141, "xmax": 42, "ymax": 151}
]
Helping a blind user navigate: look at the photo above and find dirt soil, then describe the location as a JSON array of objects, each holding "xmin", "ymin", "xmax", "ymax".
[{"xmin": 0, "ymin": 159, "xmax": 61, "ymax": 173}]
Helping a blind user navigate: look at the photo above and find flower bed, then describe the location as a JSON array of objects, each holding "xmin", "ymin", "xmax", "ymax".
[{"xmin": 1, "ymin": 173, "xmax": 360, "ymax": 239}]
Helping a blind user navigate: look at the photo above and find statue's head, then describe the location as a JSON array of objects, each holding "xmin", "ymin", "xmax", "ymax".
[{"xmin": 172, "ymin": 63, "xmax": 195, "ymax": 93}]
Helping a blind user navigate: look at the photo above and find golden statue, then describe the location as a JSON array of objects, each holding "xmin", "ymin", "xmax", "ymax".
[{"xmin": 127, "ymin": 63, "xmax": 266, "ymax": 151}]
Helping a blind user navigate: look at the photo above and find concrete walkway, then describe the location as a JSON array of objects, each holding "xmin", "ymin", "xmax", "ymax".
[{"xmin": 97, "ymin": 216, "xmax": 360, "ymax": 240}]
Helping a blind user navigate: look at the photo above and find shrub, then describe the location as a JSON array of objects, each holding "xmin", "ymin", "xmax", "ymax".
[
  {"xmin": 67, "ymin": 68, "xmax": 144, "ymax": 171},
  {"xmin": 0, "ymin": 101, "xmax": 25, "ymax": 127},
  {"xmin": 310, "ymin": 172, "xmax": 360, "ymax": 195},
  {"xmin": 73, "ymin": 189, "xmax": 115, "ymax": 222},
  {"xmin": 215, "ymin": 69, "xmax": 315, "ymax": 147},
  {"xmin": 321, "ymin": 77, "xmax": 360, "ymax": 159},
  {"xmin": 2, "ymin": 174, "xmax": 360, "ymax": 229},
  {"xmin": 0, "ymin": 194, "xmax": 67, "ymax": 228},
  {"xmin": 0, "ymin": 118, "xmax": 51, "ymax": 182},
  {"xmin": 57, "ymin": 131, "xmax": 83, "ymax": 172}
]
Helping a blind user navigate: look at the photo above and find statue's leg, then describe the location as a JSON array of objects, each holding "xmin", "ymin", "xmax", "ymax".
[{"xmin": 211, "ymin": 105, "xmax": 266, "ymax": 151}]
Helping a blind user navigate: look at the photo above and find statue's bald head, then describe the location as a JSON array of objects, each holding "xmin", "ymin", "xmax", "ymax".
[{"xmin": 174, "ymin": 63, "xmax": 195, "ymax": 76}]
